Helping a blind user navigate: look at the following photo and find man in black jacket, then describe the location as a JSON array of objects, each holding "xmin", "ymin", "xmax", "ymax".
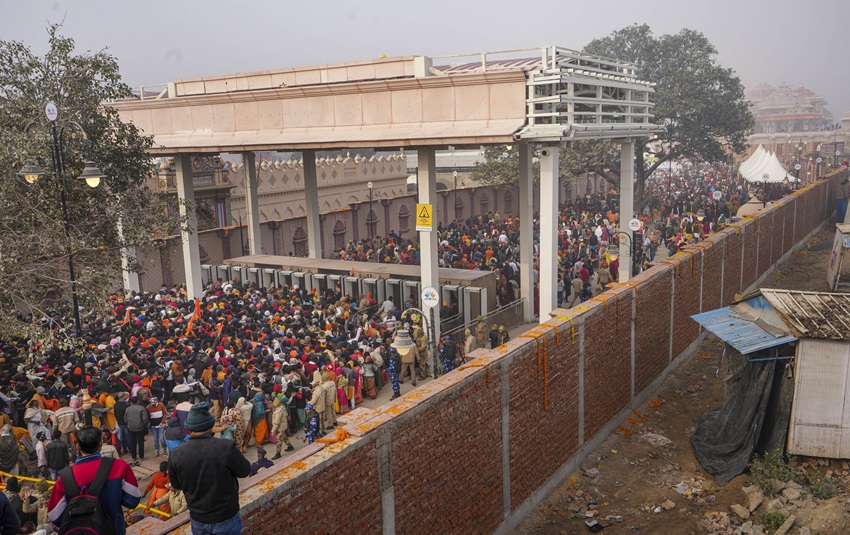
[
  {"xmin": 46, "ymin": 429, "xmax": 69, "ymax": 480},
  {"xmin": 169, "ymin": 401, "xmax": 251, "ymax": 534}
]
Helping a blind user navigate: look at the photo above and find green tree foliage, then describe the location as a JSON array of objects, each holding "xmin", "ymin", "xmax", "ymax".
[
  {"xmin": 471, "ymin": 25, "xmax": 753, "ymax": 212},
  {"xmin": 0, "ymin": 25, "xmax": 167, "ymax": 336},
  {"xmin": 584, "ymin": 24, "xmax": 753, "ymax": 210}
]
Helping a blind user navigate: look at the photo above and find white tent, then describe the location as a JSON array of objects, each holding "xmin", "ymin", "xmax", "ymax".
[{"xmin": 740, "ymin": 145, "xmax": 797, "ymax": 184}]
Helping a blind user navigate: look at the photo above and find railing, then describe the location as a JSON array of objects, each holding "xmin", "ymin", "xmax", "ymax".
[
  {"xmin": 443, "ymin": 298, "xmax": 526, "ymax": 347},
  {"xmin": 440, "ymin": 313, "xmax": 464, "ymax": 333}
]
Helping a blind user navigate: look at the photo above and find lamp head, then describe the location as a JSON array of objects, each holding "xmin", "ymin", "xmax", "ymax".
[
  {"xmin": 78, "ymin": 161, "xmax": 106, "ymax": 188},
  {"xmin": 17, "ymin": 162, "xmax": 45, "ymax": 185}
]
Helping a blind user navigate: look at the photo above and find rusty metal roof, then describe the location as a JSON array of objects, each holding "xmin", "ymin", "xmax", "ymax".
[{"xmin": 760, "ymin": 289, "xmax": 850, "ymax": 341}]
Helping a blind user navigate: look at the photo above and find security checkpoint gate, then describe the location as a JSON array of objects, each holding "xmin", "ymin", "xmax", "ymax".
[
  {"xmin": 403, "ymin": 281, "xmax": 422, "ymax": 307},
  {"xmin": 275, "ymin": 270, "xmax": 293, "ymax": 289},
  {"xmin": 385, "ymin": 279, "xmax": 402, "ymax": 308},
  {"xmin": 327, "ymin": 275, "xmax": 342, "ymax": 294},
  {"xmin": 291, "ymin": 272, "xmax": 310, "ymax": 291},
  {"xmin": 463, "ymin": 287, "xmax": 488, "ymax": 324},
  {"xmin": 245, "ymin": 268, "xmax": 261, "ymax": 287},
  {"xmin": 214, "ymin": 265, "xmax": 232, "ymax": 284},
  {"xmin": 442, "ymin": 284, "xmax": 462, "ymax": 317},
  {"xmin": 362, "ymin": 278, "xmax": 385, "ymax": 303},
  {"xmin": 201, "ymin": 264, "xmax": 214, "ymax": 287},
  {"xmin": 261, "ymin": 269, "xmax": 275, "ymax": 289},
  {"xmin": 344, "ymin": 276, "xmax": 361, "ymax": 298},
  {"xmin": 311, "ymin": 274, "xmax": 328, "ymax": 293}
]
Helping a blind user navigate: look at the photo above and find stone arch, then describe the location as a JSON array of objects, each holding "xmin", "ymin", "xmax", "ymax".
[
  {"xmin": 333, "ymin": 199, "xmax": 341, "ymax": 209},
  {"xmin": 284, "ymin": 207, "xmax": 294, "ymax": 219},
  {"xmin": 296, "ymin": 205, "xmax": 306, "ymax": 217}
]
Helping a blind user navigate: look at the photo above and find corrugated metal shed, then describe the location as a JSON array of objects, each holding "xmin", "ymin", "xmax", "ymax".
[
  {"xmin": 691, "ymin": 305, "xmax": 797, "ymax": 355},
  {"xmin": 761, "ymin": 289, "xmax": 850, "ymax": 341}
]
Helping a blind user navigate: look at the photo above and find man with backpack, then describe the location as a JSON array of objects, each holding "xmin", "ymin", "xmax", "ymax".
[{"xmin": 47, "ymin": 425, "xmax": 141, "ymax": 535}]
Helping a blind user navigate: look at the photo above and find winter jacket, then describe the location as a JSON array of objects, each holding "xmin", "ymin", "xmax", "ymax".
[
  {"xmin": 168, "ymin": 433, "xmax": 251, "ymax": 524},
  {"xmin": 125, "ymin": 404, "xmax": 149, "ymax": 433}
]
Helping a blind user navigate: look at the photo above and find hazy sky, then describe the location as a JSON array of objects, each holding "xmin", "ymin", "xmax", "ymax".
[{"xmin": 3, "ymin": 0, "xmax": 849, "ymax": 118}]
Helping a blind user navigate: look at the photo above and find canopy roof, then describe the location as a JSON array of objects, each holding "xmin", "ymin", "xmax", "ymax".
[{"xmin": 740, "ymin": 145, "xmax": 797, "ymax": 184}]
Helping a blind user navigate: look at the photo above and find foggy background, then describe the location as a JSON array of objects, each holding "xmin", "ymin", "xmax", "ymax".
[{"xmin": 3, "ymin": 0, "xmax": 848, "ymax": 118}]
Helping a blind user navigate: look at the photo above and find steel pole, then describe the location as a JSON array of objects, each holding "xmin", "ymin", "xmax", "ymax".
[{"xmin": 52, "ymin": 122, "xmax": 81, "ymax": 332}]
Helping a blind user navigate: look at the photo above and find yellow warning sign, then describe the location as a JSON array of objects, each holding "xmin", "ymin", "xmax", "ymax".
[{"xmin": 416, "ymin": 203, "xmax": 433, "ymax": 232}]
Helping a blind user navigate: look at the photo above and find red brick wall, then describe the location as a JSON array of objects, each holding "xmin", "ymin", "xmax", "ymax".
[
  {"xmin": 509, "ymin": 328, "xmax": 580, "ymax": 509},
  {"xmin": 740, "ymin": 221, "xmax": 759, "ymax": 290},
  {"xmin": 701, "ymin": 241, "xmax": 724, "ymax": 314},
  {"xmin": 633, "ymin": 266, "xmax": 673, "ymax": 393},
  {"xmin": 721, "ymin": 227, "xmax": 743, "ymax": 304},
  {"xmin": 391, "ymin": 371, "xmax": 505, "ymax": 535},
  {"xmin": 583, "ymin": 290, "xmax": 634, "ymax": 439},
  {"xmin": 241, "ymin": 441, "xmax": 382, "ymax": 535},
  {"xmin": 671, "ymin": 248, "xmax": 703, "ymax": 357}
]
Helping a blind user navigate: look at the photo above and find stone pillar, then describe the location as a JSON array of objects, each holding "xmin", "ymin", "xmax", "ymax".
[
  {"xmin": 116, "ymin": 205, "xmax": 140, "ymax": 293},
  {"xmin": 302, "ymin": 150, "xmax": 322, "ymax": 258},
  {"xmin": 417, "ymin": 147, "xmax": 440, "ymax": 370},
  {"xmin": 242, "ymin": 152, "xmax": 262, "ymax": 255},
  {"xmin": 175, "ymin": 154, "xmax": 203, "ymax": 299},
  {"xmin": 518, "ymin": 144, "xmax": 535, "ymax": 322},
  {"xmin": 539, "ymin": 147, "xmax": 559, "ymax": 319},
  {"xmin": 618, "ymin": 141, "xmax": 635, "ymax": 283}
]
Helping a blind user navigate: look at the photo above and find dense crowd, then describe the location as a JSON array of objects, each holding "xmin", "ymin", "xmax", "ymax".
[
  {"xmin": 0, "ymin": 160, "xmax": 793, "ymax": 534},
  {"xmin": 336, "ymin": 161, "xmax": 770, "ymax": 311},
  {"xmin": 0, "ymin": 269, "xmax": 520, "ymax": 532}
]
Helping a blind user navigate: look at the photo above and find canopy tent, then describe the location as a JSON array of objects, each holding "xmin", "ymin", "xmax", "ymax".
[{"xmin": 739, "ymin": 145, "xmax": 797, "ymax": 184}]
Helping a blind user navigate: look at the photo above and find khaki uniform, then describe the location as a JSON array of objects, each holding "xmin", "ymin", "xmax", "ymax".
[
  {"xmin": 271, "ymin": 403, "xmax": 293, "ymax": 454},
  {"xmin": 413, "ymin": 329, "xmax": 429, "ymax": 379},
  {"xmin": 398, "ymin": 346, "xmax": 417, "ymax": 386},
  {"xmin": 308, "ymin": 385, "xmax": 328, "ymax": 432},
  {"xmin": 475, "ymin": 321, "xmax": 488, "ymax": 348},
  {"xmin": 322, "ymin": 380, "xmax": 337, "ymax": 429}
]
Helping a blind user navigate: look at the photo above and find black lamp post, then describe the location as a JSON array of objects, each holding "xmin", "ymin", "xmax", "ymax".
[
  {"xmin": 17, "ymin": 102, "xmax": 106, "ymax": 331},
  {"xmin": 367, "ymin": 181, "xmax": 374, "ymax": 238}
]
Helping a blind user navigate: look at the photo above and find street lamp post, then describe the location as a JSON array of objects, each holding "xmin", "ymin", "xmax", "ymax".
[
  {"xmin": 367, "ymin": 181, "xmax": 374, "ymax": 238},
  {"xmin": 453, "ymin": 170, "xmax": 459, "ymax": 222},
  {"xmin": 16, "ymin": 102, "xmax": 106, "ymax": 332}
]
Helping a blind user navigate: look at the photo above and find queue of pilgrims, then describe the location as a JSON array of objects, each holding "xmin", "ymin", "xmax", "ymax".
[{"xmin": 0, "ymin": 160, "xmax": 788, "ymax": 531}]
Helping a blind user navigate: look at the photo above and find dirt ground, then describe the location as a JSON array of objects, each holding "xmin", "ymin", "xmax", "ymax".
[{"xmin": 513, "ymin": 222, "xmax": 844, "ymax": 535}]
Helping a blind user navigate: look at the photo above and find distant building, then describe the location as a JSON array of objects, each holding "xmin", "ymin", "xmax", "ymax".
[
  {"xmin": 744, "ymin": 85, "xmax": 847, "ymax": 180},
  {"xmin": 748, "ymin": 83, "xmax": 834, "ymax": 134},
  {"xmin": 151, "ymin": 153, "xmax": 410, "ymax": 231}
]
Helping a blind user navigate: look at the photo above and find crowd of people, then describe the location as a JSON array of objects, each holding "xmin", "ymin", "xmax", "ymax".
[
  {"xmin": 335, "ymin": 161, "xmax": 768, "ymax": 312},
  {"xmin": 0, "ymin": 160, "xmax": 793, "ymax": 534},
  {"xmin": 0, "ymin": 267, "xmax": 520, "ymax": 532}
]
